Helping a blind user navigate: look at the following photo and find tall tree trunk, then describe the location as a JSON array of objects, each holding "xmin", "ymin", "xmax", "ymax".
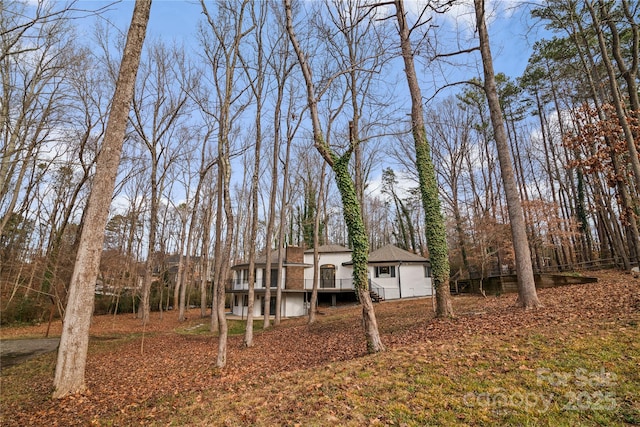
[
  {"xmin": 563, "ymin": 7, "xmax": 636, "ymax": 268},
  {"xmin": 200, "ymin": 0, "xmax": 248, "ymax": 366},
  {"xmin": 52, "ymin": 0, "xmax": 151, "ymax": 398},
  {"xmin": 262, "ymin": 117, "xmax": 280, "ymax": 328},
  {"xmin": 217, "ymin": 152, "xmax": 234, "ymax": 367},
  {"xmin": 285, "ymin": 0, "xmax": 384, "ymax": 352},
  {"xmin": 394, "ymin": 0, "xmax": 453, "ymax": 316},
  {"xmin": 139, "ymin": 144, "xmax": 161, "ymax": 325},
  {"xmin": 211, "ymin": 153, "xmax": 233, "ymax": 367},
  {"xmin": 275, "ymin": 123, "xmax": 293, "ymax": 326},
  {"xmin": 308, "ymin": 163, "xmax": 326, "ymax": 324},
  {"xmin": 243, "ymin": 2, "xmax": 266, "ymax": 344},
  {"xmin": 210, "ymin": 167, "xmax": 223, "ymax": 334},
  {"xmin": 200, "ymin": 187, "xmax": 214, "ymax": 318},
  {"xmin": 174, "ymin": 210, "xmax": 187, "ymax": 319},
  {"xmin": 474, "ymin": 0, "xmax": 541, "ymax": 308},
  {"xmin": 262, "ymin": 57, "xmax": 289, "ymax": 329}
]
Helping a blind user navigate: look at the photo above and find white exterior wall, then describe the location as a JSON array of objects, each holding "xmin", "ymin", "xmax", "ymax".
[
  {"xmin": 303, "ymin": 251, "xmax": 353, "ymax": 289},
  {"xmin": 283, "ymin": 294, "xmax": 306, "ymax": 317},
  {"xmin": 231, "ymin": 293, "xmax": 262, "ymax": 317},
  {"xmin": 398, "ymin": 265, "xmax": 433, "ymax": 297},
  {"xmin": 256, "ymin": 268, "xmax": 264, "ymax": 288},
  {"xmin": 231, "ymin": 293, "xmax": 306, "ymax": 317},
  {"xmin": 368, "ymin": 266, "xmax": 400, "ymax": 300},
  {"xmin": 368, "ymin": 264, "xmax": 433, "ymax": 300}
]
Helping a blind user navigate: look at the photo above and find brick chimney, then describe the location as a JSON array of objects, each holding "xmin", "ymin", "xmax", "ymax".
[
  {"xmin": 285, "ymin": 246, "xmax": 304, "ymax": 290},
  {"xmin": 285, "ymin": 246, "xmax": 303, "ymax": 263}
]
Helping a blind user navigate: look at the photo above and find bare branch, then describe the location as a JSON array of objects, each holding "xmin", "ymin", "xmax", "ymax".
[
  {"xmin": 432, "ymin": 46, "xmax": 480, "ymax": 60},
  {"xmin": 424, "ymin": 79, "xmax": 485, "ymax": 104}
]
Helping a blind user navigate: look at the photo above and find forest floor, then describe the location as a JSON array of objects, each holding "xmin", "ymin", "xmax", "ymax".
[{"xmin": 1, "ymin": 270, "xmax": 639, "ymax": 426}]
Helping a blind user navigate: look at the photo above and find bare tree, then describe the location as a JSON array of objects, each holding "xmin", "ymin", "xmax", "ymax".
[
  {"xmin": 262, "ymin": 3, "xmax": 298, "ymax": 328},
  {"xmin": 319, "ymin": 0, "xmax": 394, "ymax": 218},
  {"xmin": 200, "ymin": 0, "xmax": 251, "ymax": 368},
  {"xmin": 274, "ymin": 104, "xmax": 295, "ymax": 325},
  {"xmin": 240, "ymin": 0, "xmax": 267, "ymax": 346},
  {"xmin": 285, "ymin": 0, "xmax": 384, "ymax": 353},
  {"xmin": 426, "ymin": 98, "xmax": 474, "ymax": 275},
  {"xmin": 1, "ymin": 1, "xmax": 77, "ymax": 236},
  {"xmin": 0, "ymin": 0, "xmax": 109, "ymax": 62},
  {"xmin": 474, "ymin": 0, "xmax": 541, "ymax": 308},
  {"xmin": 308, "ymin": 162, "xmax": 327, "ymax": 324},
  {"xmin": 128, "ymin": 40, "xmax": 191, "ymax": 324},
  {"xmin": 53, "ymin": 0, "xmax": 151, "ymax": 398}
]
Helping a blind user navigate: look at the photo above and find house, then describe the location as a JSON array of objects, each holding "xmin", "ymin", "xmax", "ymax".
[
  {"xmin": 228, "ymin": 244, "xmax": 433, "ymax": 318},
  {"xmin": 228, "ymin": 246, "xmax": 312, "ymax": 318},
  {"xmin": 162, "ymin": 254, "xmax": 204, "ymax": 286},
  {"xmin": 362, "ymin": 244, "xmax": 433, "ymax": 300}
]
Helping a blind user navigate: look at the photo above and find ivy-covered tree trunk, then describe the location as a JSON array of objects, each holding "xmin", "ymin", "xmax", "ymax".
[
  {"xmin": 285, "ymin": 0, "xmax": 384, "ymax": 353},
  {"xmin": 53, "ymin": 0, "xmax": 151, "ymax": 398},
  {"xmin": 333, "ymin": 156, "xmax": 384, "ymax": 352},
  {"xmin": 394, "ymin": 0, "xmax": 453, "ymax": 317}
]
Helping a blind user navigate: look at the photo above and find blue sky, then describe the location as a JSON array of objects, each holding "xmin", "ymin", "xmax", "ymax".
[
  {"xmin": 80, "ymin": 0, "xmax": 545, "ymax": 80},
  {"xmin": 73, "ymin": 0, "xmax": 549, "ymax": 205}
]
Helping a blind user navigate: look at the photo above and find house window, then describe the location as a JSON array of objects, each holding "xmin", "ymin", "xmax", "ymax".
[
  {"xmin": 237, "ymin": 269, "xmax": 249, "ymax": 284},
  {"xmin": 320, "ymin": 264, "xmax": 335, "ymax": 288},
  {"xmin": 424, "ymin": 266, "xmax": 432, "ymax": 278},
  {"xmin": 374, "ymin": 266, "xmax": 395, "ymax": 278},
  {"xmin": 243, "ymin": 295, "xmax": 249, "ymax": 306},
  {"xmin": 270, "ymin": 269, "xmax": 279, "ymax": 288},
  {"xmin": 234, "ymin": 295, "xmax": 238, "ymax": 306}
]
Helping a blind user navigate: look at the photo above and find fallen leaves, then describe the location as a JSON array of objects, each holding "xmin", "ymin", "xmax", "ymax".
[{"xmin": 1, "ymin": 270, "xmax": 638, "ymax": 426}]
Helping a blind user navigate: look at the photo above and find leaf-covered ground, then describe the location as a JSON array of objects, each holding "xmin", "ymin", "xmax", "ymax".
[{"xmin": 1, "ymin": 270, "xmax": 639, "ymax": 426}]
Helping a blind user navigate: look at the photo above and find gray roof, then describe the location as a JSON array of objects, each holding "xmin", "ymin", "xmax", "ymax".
[
  {"xmin": 367, "ymin": 244, "xmax": 429, "ymax": 264},
  {"xmin": 255, "ymin": 249, "xmax": 280, "ymax": 264},
  {"xmin": 304, "ymin": 244, "xmax": 352, "ymax": 254}
]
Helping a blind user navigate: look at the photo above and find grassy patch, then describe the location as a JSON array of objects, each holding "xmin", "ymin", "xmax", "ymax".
[
  {"xmin": 184, "ymin": 321, "xmax": 639, "ymax": 426},
  {"xmin": 227, "ymin": 319, "xmax": 264, "ymax": 335},
  {"xmin": 176, "ymin": 319, "xmax": 265, "ymax": 336},
  {"xmin": 0, "ymin": 352, "xmax": 56, "ymax": 411}
]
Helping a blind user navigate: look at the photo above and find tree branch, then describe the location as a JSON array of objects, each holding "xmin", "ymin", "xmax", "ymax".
[{"xmin": 432, "ymin": 46, "xmax": 480, "ymax": 60}]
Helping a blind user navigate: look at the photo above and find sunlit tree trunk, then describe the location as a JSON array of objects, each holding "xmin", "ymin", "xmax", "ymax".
[
  {"xmin": 474, "ymin": 0, "xmax": 541, "ymax": 308},
  {"xmin": 53, "ymin": 0, "xmax": 151, "ymax": 398},
  {"xmin": 200, "ymin": 0, "xmax": 249, "ymax": 368},
  {"xmin": 262, "ymin": 88, "xmax": 281, "ymax": 328},
  {"xmin": 285, "ymin": 0, "xmax": 384, "ymax": 352},
  {"xmin": 275, "ymin": 124, "xmax": 293, "ymax": 326},
  {"xmin": 199, "ymin": 179, "xmax": 214, "ymax": 318}
]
